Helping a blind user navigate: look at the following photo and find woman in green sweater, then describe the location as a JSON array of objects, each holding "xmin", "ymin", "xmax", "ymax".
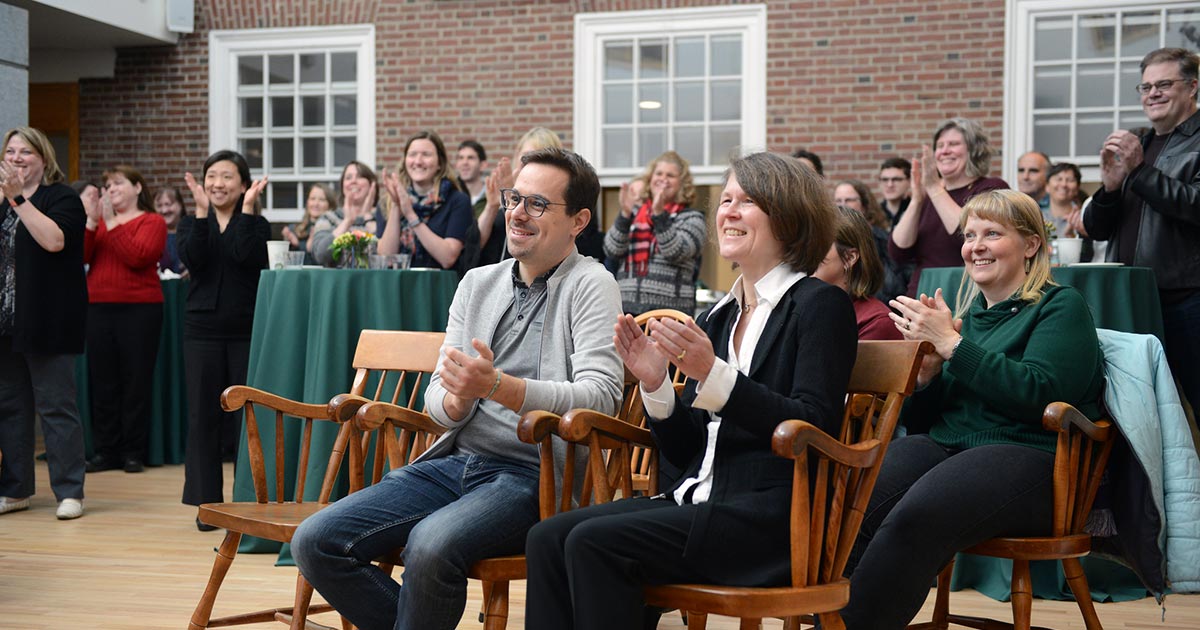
[{"xmin": 841, "ymin": 189, "xmax": 1105, "ymax": 630}]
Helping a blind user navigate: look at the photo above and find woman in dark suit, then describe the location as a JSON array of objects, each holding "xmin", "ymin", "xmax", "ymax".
[{"xmin": 524, "ymin": 151, "xmax": 858, "ymax": 630}]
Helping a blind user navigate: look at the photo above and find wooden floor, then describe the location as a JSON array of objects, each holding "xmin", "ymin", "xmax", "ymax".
[{"xmin": 2, "ymin": 461, "xmax": 1197, "ymax": 630}]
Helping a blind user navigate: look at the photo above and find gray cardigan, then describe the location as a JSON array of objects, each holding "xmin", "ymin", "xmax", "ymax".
[{"xmin": 422, "ymin": 250, "xmax": 624, "ymax": 484}]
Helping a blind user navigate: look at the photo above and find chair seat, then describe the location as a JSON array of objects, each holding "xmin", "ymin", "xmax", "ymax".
[
  {"xmin": 197, "ymin": 502, "xmax": 327, "ymax": 541},
  {"xmin": 468, "ymin": 555, "xmax": 527, "ymax": 582},
  {"xmin": 965, "ymin": 533, "xmax": 1091, "ymax": 561},
  {"xmin": 644, "ymin": 580, "xmax": 849, "ymax": 619}
]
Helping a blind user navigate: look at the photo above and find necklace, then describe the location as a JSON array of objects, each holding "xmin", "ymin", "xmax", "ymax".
[{"xmin": 741, "ymin": 301, "xmax": 757, "ymax": 313}]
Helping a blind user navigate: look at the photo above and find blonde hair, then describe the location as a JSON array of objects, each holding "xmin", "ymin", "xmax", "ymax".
[
  {"xmin": 514, "ymin": 127, "xmax": 562, "ymax": 157},
  {"xmin": 954, "ymin": 189, "xmax": 1054, "ymax": 318},
  {"xmin": 3, "ymin": 126, "xmax": 65, "ymax": 184},
  {"xmin": 634, "ymin": 150, "xmax": 697, "ymax": 207}
]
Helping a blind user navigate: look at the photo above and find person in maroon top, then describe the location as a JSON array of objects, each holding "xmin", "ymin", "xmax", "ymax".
[
  {"xmin": 815, "ymin": 206, "xmax": 903, "ymax": 340},
  {"xmin": 889, "ymin": 118, "xmax": 1008, "ymax": 297},
  {"xmin": 83, "ymin": 165, "xmax": 167, "ymax": 474}
]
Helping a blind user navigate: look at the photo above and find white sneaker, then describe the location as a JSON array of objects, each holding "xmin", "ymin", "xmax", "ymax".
[
  {"xmin": 56, "ymin": 498, "xmax": 84, "ymax": 520},
  {"xmin": 0, "ymin": 496, "xmax": 31, "ymax": 514}
]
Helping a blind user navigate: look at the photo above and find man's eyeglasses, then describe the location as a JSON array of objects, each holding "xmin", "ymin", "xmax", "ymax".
[
  {"xmin": 1135, "ymin": 78, "xmax": 1192, "ymax": 95},
  {"xmin": 500, "ymin": 189, "xmax": 569, "ymax": 217},
  {"xmin": 878, "ymin": 177, "xmax": 908, "ymax": 184}
]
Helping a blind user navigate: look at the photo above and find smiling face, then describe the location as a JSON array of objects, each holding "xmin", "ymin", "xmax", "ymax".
[
  {"xmin": 1047, "ymin": 170, "xmax": 1080, "ymax": 205},
  {"xmin": 104, "ymin": 172, "xmax": 142, "ymax": 213},
  {"xmin": 155, "ymin": 191, "xmax": 183, "ymax": 229},
  {"xmin": 405, "ymin": 139, "xmax": 439, "ymax": 190},
  {"xmin": 934, "ymin": 128, "xmax": 969, "ymax": 183},
  {"xmin": 203, "ymin": 160, "xmax": 247, "ymax": 212},
  {"xmin": 3, "ymin": 135, "xmax": 46, "ymax": 188},
  {"xmin": 716, "ymin": 173, "xmax": 784, "ymax": 281},
  {"xmin": 506, "ymin": 162, "xmax": 589, "ymax": 280},
  {"xmin": 649, "ymin": 160, "xmax": 682, "ymax": 203},
  {"xmin": 341, "ymin": 163, "xmax": 368, "ymax": 207},
  {"xmin": 455, "ymin": 146, "xmax": 484, "ymax": 183},
  {"xmin": 306, "ymin": 186, "xmax": 332, "ymax": 218},
  {"xmin": 1016, "ymin": 152, "xmax": 1049, "ymax": 200},
  {"xmin": 1141, "ymin": 61, "xmax": 1200, "ymax": 134},
  {"xmin": 961, "ymin": 215, "xmax": 1040, "ymax": 306},
  {"xmin": 833, "ymin": 183, "xmax": 865, "ymax": 213}
]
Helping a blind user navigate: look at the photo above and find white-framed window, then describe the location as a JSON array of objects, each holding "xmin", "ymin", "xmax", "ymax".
[
  {"xmin": 574, "ymin": 5, "xmax": 767, "ymax": 187},
  {"xmin": 209, "ymin": 25, "xmax": 375, "ymax": 223},
  {"xmin": 1005, "ymin": 1, "xmax": 1199, "ymax": 181}
]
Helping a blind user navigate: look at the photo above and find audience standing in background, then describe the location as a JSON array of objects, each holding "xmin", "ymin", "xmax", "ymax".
[
  {"xmin": 604, "ymin": 150, "xmax": 707, "ymax": 315},
  {"xmin": 1045, "ymin": 162, "xmax": 1094, "ymax": 262},
  {"xmin": 834, "ymin": 178, "xmax": 908, "ymax": 303},
  {"xmin": 1016, "ymin": 151, "xmax": 1052, "ymax": 215},
  {"xmin": 0, "ymin": 126, "xmax": 89, "ymax": 520},
  {"xmin": 890, "ymin": 118, "xmax": 1008, "ymax": 297},
  {"xmin": 83, "ymin": 165, "xmax": 167, "ymax": 475},
  {"xmin": 309, "ymin": 160, "xmax": 383, "ymax": 267},
  {"xmin": 155, "ymin": 187, "xmax": 187, "ymax": 274},
  {"xmin": 177, "ymin": 150, "xmax": 270, "ymax": 529},
  {"xmin": 283, "ymin": 183, "xmax": 335, "ymax": 266},
  {"xmin": 791, "ymin": 148, "xmax": 825, "ymax": 177},
  {"xmin": 814, "ymin": 206, "xmax": 904, "ymax": 341},
  {"xmin": 878, "ymin": 156, "xmax": 913, "ymax": 228},
  {"xmin": 455, "ymin": 140, "xmax": 488, "ymax": 216}
]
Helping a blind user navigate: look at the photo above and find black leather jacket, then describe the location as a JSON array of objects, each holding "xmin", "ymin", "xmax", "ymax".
[{"xmin": 1085, "ymin": 108, "xmax": 1200, "ymax": 291}]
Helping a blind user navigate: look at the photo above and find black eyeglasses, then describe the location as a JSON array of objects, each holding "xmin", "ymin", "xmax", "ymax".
[
  {"xmin": 499, "ymin": 188, "xmax": 569, "ymax": 217},
  {"xmin": 1135, "ymin": 78, "xmax": 1192, "ymax": 95}
]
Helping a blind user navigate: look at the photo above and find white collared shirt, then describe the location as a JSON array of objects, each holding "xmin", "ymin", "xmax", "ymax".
[{"xmin": 642, "ymin": 263, "xmax": 807, "ymax": 505}]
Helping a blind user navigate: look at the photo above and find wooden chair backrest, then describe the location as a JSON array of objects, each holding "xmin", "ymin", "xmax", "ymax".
[
  {"xmin": 630, "ymin": 309, "xmax": 692, "ymax": 487},
  {"xmin": 228, "ymin": 329, "xmax": 444, "ymax": 507},
  {"xmin": 1042, "ymin": 402, "xmax": 1115, "ymax": 537}
]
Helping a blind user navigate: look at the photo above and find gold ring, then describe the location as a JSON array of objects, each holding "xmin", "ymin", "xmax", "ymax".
[
  {"xmin": 676, "ymin": 349, "xmax": 687, "ymax": 361},
  {"xmin": 905, "ymin": 321, "xmax": 911, "ymax": 330}
]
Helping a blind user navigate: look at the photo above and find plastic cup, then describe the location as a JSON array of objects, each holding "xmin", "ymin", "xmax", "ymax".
[
  {"xmin": 390, "ymin": 254, "xmax": 411, "ymax": 270},
  {"xmin": 1056, "ymin": 238, "xmax": 1083, "ymax": 265},
  {"xmin": 285, "ymin": 251, "xmax": 305, "ymax": 268},
  {"xmin": 368, "ymin": 254, "xmax": 389, "ymax": 270}
]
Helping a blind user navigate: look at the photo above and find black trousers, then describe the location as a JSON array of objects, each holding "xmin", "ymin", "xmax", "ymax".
[
  {"xmin": 86, "ymin": 302, "xmax": 163, "ymax": 462},
  {"xmin": 182, "ymin": 336, "xmax": 249, "ymax": 506},
  {"xmin": 525, "ymin": 495, "xmax": 713, "ymax": 630}
]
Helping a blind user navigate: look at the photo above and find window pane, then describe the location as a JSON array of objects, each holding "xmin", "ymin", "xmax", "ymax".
[
  {"xmin": 674, "ymin": 37, "xmax": 704, "ymax": 78},
  {"xmin": 673, "ymin": 127, "xmax": 704, "ymax": 165},
  {"xmin": 1034, "ymin": 65, "xmax": 1071, "ymax": 109},
  {"xmin": 238, "ymin": 55, "xmax": 263, "ymax": 85},
  {"xmin": 331, "ymin": 52, "xmax": 357, "ymax": 82},
  {"xmin": 709, "ymin": 126, "xmax": 740, "ymax": 165},
  {"xmin": 303, "ymin": 138, "xmax": 326, "ymax": 169},
  {"xmin": 240, "ymin": 97, "xmax": 263, "ymax": 129},
  {"xmin": 333, "ymin": 136, "xmax": 357, "ymax": 166},
  {"xmin": 1119, "ymin": 61, "xmax": 1143, "ymax": 108},
  {"xmin": 604, "ymin": 84, "xmax": 633, "ymax": 124},
  {"xmin": 605, "ymin": 42, "xmax": 633, "ymax": 80},
  {"xmin": 640, "ymin": 40, "xmax": 667, "ymax": 79},
  {"xmin": 711, "ymin": 35, "xmax": 742, "ymax": 76},
  {"xmin": 711, "ymin": 80, "xmax": 741, "ymax": 121},
  {"xmin": 638, "ymin": 127, "xmax": 667, "ymax": 165},
  {"xmin": 269, "ymin": 54, "xmax": 294, "ymax": 84},
  {"xmin": 1167, "ymin": 9, "xmax": 1200, "ymax": 49},
  {"xmin": 1121, "ymin": 12, "xmax": 1160, "ymax": 58},
  {"xmin": 675, "ymin": 82, "xmax": 704, "ymax": 122},
  {"xmin": 333, "ymin": 95, "xmax": 356, "ymax": 126},
  {"xmin": 1034, "ymin": 18, "xmax": 1072, "ymax": 62},
  {"xmin": 1076, "ymin": 115, "xmax": 1113, "ymax": 156},
  {"xmin": 271, "ymin": 138, "xmax": 294, "ymax": 172},
  {"xmin": 1032, "ymin": 115, "xmax": 1070, "ymax": 157},
  {"xmin": 638, "ymin": 83, "xmax": 667, "ymax": 123},
  {"xmin": 240, "ymin": 138, "xmax": 263, "ymax": 169},
  {"xmin": 302, "ymin": 96, "xmax": 325, "ymax": 127},
  {"xmin": 271, "ymin": 96, "xmax": 294, "ymax": 128},
  {"xmin": 272, "ymin": 182, "xmax": 299, "ymax": 210},
  {"xmin": 1077, "ymin": 14, "xmax": 1116, "ymax": 60},
  {"xmin": 300, "ymin": 53, "xmax": 325, "ymax": 84},
  {"xmin": 603, "ymin": 128, "xmax": 633, "ymax": 168},
  {"xmin": 1075, "ymin": 64, "xmax": 1114, "ymax": 109}
]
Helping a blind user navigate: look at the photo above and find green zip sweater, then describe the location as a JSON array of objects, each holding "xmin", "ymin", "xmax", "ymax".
[{"xmin": 905, "ymin": 284, "xmax": 1104, "ymax": 453}]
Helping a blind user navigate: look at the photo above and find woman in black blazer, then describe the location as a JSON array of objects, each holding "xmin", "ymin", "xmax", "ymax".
[
  {"xmin": 177, "ymin": 150, "xmax": 270, "ymax": 527},
  {"xmin": 524, "ymin": 152, "xmax": 858, "ymax": 630}
]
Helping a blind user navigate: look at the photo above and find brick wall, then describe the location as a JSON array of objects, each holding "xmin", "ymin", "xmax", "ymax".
[{"xmin": 77, "ymin": 0, "xmax": 1008, "ymax": 194}]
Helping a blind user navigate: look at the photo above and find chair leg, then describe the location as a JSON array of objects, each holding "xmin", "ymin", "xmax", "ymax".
[
  {"xmin": 290, "ymin": 572, "xmax": 315, "ymax": 630},
  {"xmin": 737, "ymin": 618, "xmax": 761, "ymax": 630},
  {"xmin": 1062, "ymin": 557, "xmax": 1104, "ymax": 630},
  {"xmin": 821, "ymin": 611, "xmax": 847, "ymax": 630},
  {"xmin": 908, "ymin": 560, "xmax": 954, "ymax": 630},
  {"xmin": 686, "ymin": 611, "xmax": 709, "ymax": 630},
  {"xmin": 188, "ymin": 530, "xmax": 243, "ymax": 630},
  {"xmin": 1011, "ymin": 559, "xmax": 1033, "ymax": 630},
  {"xmin": 481, "ymin": 580, "xmax": 510, "ymax": 630}
]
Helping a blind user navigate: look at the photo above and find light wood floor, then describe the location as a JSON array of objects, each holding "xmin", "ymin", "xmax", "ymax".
[{"xmin": 2, "ymin": 461, "xmax": 1196, "ymax": 630}]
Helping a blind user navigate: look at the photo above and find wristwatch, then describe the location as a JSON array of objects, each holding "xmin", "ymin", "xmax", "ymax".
[
  {"xmin": 405, "ymin": 216, "xmax": 423, "ymax": 229},
  {"xmin": 9, "ymin": 194, "xmax": 26, "ymax": 207}
]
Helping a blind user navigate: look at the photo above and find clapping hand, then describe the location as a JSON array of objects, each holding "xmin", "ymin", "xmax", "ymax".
[
  {"xmin": 242, "ymin": 177, "xmax": 268, "ymax": 214},
  {"xmin": 183, "ymin": 172, "xmax": 209, "ymax": 216},
  {"xmin": 0, "ymin": 161, "xmax": 26, "ymax": 201},
  {"xmin": 439, "ymin": 339, "xmax": 499, "ymax": 401},
  {"xmin": 614, "ymin": 314, "xmax": 669, "ymax": 391},
  {"xmin": 382, "ymin": 171, "xmax": 416, "ymax": 222},
  {"xmin": 1100, "ymin": 130, "xmax": 1143, "ymax": 192}
]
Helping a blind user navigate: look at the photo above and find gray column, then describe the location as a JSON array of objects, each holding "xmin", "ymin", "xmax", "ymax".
[{"xmin": 0, "ymin": 3, "xmax": 29, "ymax": 131}]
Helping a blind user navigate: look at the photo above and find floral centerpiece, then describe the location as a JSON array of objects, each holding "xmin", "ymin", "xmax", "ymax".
[{"xmin": 331, "ymin": 230, "xmax": 378, "ymax": 269}]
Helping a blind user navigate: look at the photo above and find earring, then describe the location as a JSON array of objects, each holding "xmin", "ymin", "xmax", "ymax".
[{"xmin": 1025, "ymin": 258, "xmax": 1032, "ymax": 273}]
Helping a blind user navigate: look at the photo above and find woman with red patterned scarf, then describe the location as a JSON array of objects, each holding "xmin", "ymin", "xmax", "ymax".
[{"xmin": 604, "ymin": 151, "xmax": 707, "ymax": 315}]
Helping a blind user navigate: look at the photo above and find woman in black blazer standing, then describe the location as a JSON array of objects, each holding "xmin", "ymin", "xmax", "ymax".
[
  {"xmin": 524, "ymin": 151, "xmax": 858, "ymax": 629},
  {"xmin": 177, "ymin": 150, "xmax": 270, "ymax": 528}
]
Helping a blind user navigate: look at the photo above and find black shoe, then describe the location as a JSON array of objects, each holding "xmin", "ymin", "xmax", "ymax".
[
  {"xmin": 123, "ymin": 459, "xmax": 145, "ymax": 473},
  {"xmin": 85, "ymin": 455, "xmax": 122, "ymax": 473},
  {"xmin": 196, "ymin": 517, "xmax": 218, "ymax": 532}
]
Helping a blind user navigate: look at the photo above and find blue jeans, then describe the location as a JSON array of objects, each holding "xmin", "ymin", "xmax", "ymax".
[{"xmin": 291, "ymin": 453, "xmax": 540, "ymax": 630}]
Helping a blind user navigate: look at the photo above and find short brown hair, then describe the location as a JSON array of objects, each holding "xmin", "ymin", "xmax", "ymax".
[
  {"xmin": 520, "ymin": 147, "xmax": 600, "ymax": 217},
  {"xmin": 724, "ymin": 152, "xmax": 835, "ymax": 274},
  {"xmin": 1140, "ymin": 47, "xmax": 1200, "ymax": 87},
  {"xmin": 831, "ymin": 206, "xmax": 884, "ymax": 300},
  {"xmin": 339, "ymin": 160, "xmax": 378, "ymax": 208},
  {"xmin": 102, "ymin": 164, "xmax": 155, "ymax": 213}
]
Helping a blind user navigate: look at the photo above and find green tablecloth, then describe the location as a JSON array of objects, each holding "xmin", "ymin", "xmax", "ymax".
[
  {"xmin": 75, "ymin": 278, "xmax": 189, "ymax": 465},
  {"xmin": 916, "ymin": 266, "xmax": 1164, "ymax": 341},
  {"xmin": 232, "ymin": 268, "xmax": 457, "ymax": 558},
  {"xmin": 917, "ymin": 266, "xmax": 1160, "ymax": 602}
]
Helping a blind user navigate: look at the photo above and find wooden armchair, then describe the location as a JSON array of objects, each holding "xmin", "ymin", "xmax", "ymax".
[
  {"xmin": 908, "ymin": 401, "xmax": 1116, "ymax": 630},
  {"xmin": 355, "ymin": 368, "xmax": 647, "ymax": 630},
  {"xmin": 630, "ymin": 308, "xmax": 692, "ymax": 493},
  {"xmin": 188, "ymin": 329, "xmax": 444, "ymax": 630}
]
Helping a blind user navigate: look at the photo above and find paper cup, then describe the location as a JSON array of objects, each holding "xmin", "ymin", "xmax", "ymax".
[
  {"xmin": 1056, "ymin": 238, "xmax": 1083, "ymax": 265},
  {"xmin": 267, "ymin": 240, "xmax": 290, "ymax": 270}
]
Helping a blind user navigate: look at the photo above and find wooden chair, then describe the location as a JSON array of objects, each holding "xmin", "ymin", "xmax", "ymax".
[
  {"xmin": 908, "ymin": 401, "xmax": 1116, "ymax": 630},
  {"xmin": 630, "ymin": 308, "xmax": 692, "ymax": 492},
  {"xmin": 355, "ymin": 368, "xmax": 648, "ymax": 630},
  {"xmin": 188, "ymin": 329, "xmax": 444, "ymax": 630}
]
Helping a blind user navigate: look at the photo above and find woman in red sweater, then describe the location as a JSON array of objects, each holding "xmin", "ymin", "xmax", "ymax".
[{"xmin": 83, "ymin": 164, "xmax": 167, "ymax": 473}]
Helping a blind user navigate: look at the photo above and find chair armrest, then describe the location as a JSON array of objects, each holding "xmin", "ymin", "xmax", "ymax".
[
  {"xmin": 221, "ymin": 385, "xmax": 332, "ymax": 419},
  {"xmin": 517, "ymin": 410, "xmax": 565, "ymax": 445},
  {"xmin": 328, "ymin": 393, "xmax": 372, "ymax": 423},
  {"xmin": 559, "ymin": 408, "xmax": 655, "ymax": 449},
  {"xmin": 1042, "ymin": 402, "xmax": 1112, "ymax": 442},
  {"xmin": 772, "ymin": 419, "xmax": 883, "ymax": 469},
  {"xmin": 355, "ymin": 400, "xmax": 446, "ymax": 435}
]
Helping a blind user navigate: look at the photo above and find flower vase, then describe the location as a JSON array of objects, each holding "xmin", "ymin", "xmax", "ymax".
[{"xmin": 338, "ymin": 241, "xmax": 377, "ymax": 269}]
